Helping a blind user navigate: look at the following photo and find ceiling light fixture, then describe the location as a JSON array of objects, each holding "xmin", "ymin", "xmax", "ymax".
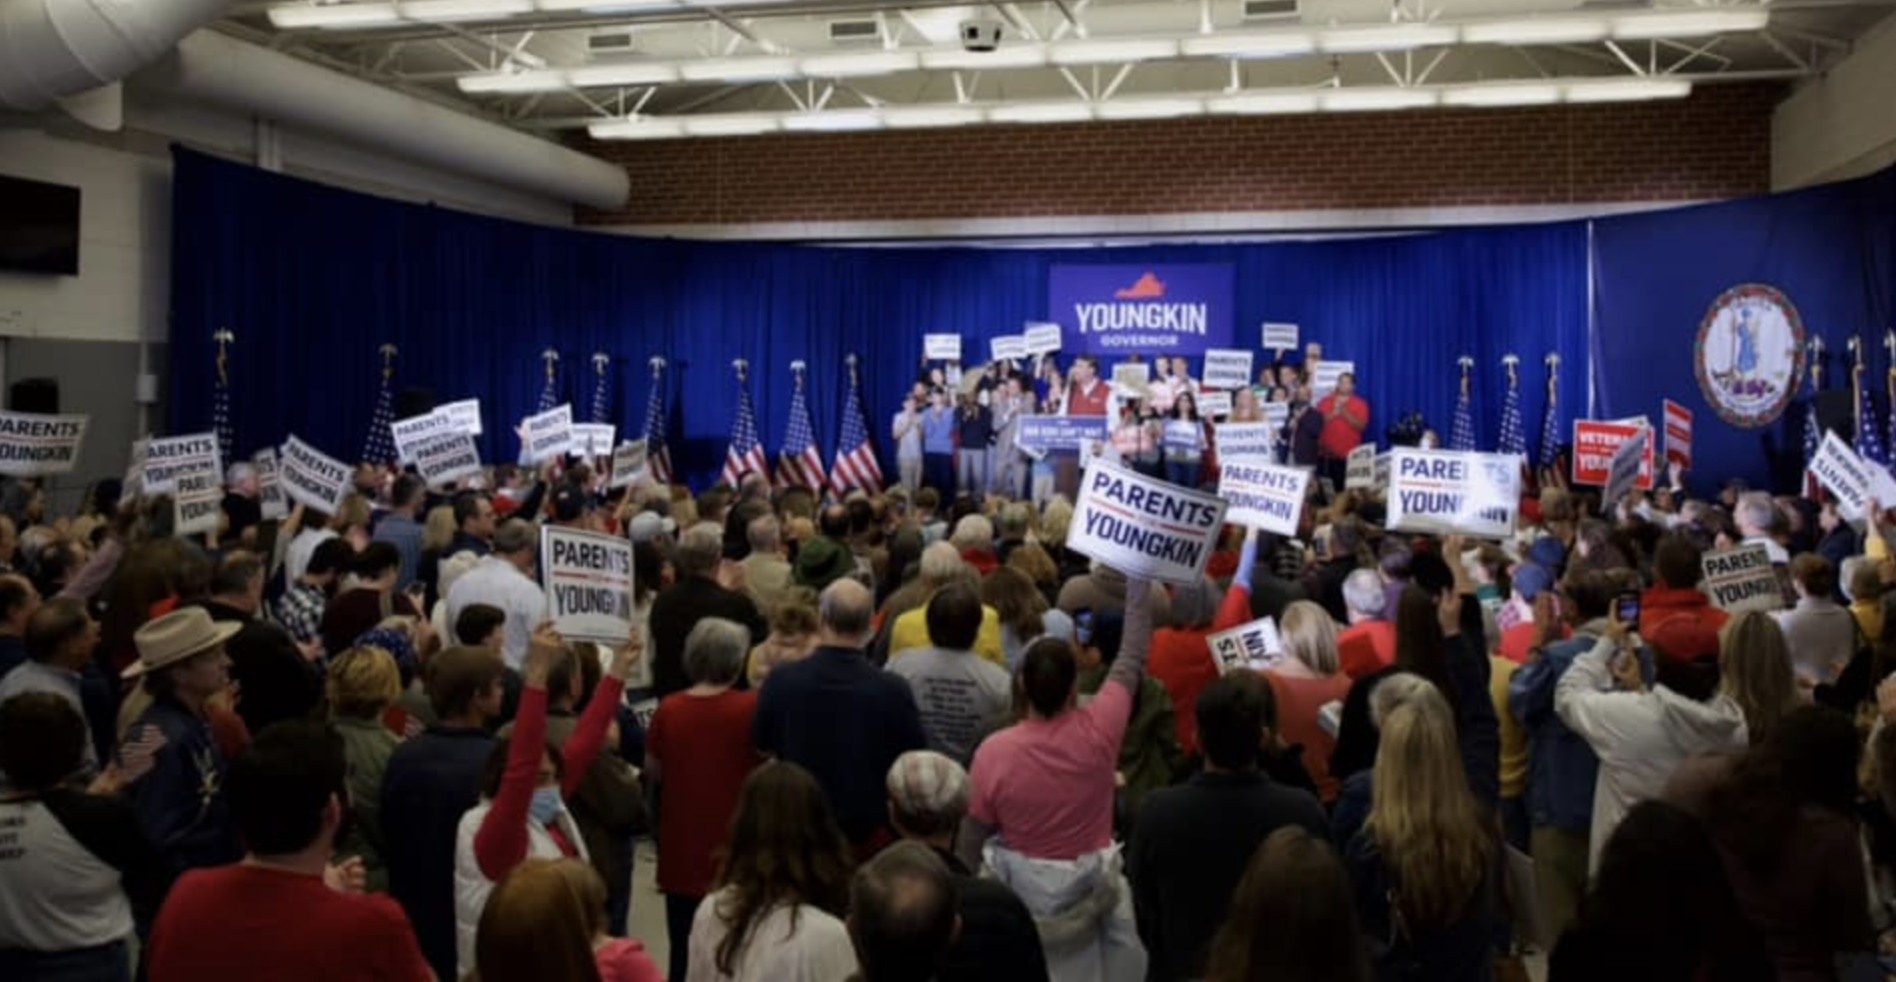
[
  {"xmin": 1562, "ymin": 78, "xmax": 1693, "ymax": 103},
  {"xmin": 681, "ymin": 114, "xmax": 781, "ymax": 136},
  {"xmin": 799, "ymin": 51, "xmax": 921, "ymax": 78},
  {"xmin": 1319, "ymin": 87, "xmax": 1440, "ymax": 111},
  {"xmin": 1440, "ymin": 82, "xmax": 1563, "ymax": 107},
  {"xmin": 882, "ymin": 105, "xmax": 986, "ymax": 128},
  {"xmin": 1610, "ymin": 9, "xmax": 1768, "ymax": 40},
  {"xmin": 1206, "ymin": 91, "xmax": 1321, "ymax": 114},
  {"xmin": 586, "ymin": 116, "xmax": 687, "ymax": 139},
  {"xmin": 457, "ymin": 69, "xmax": 566, "ymax": 93},
  {"xmin": 781, "ymin": 109, "xmax": 884, "ymax": 131},
  {"xmin": 566, "ymin": 63, "xmax": 683, "ymax": 87},
  {"xmin": 268, "ymin": 2, "xmax": 399, "ymax": 29},
  {"xmin": 987, "ymin": 102, "xmax": 1096, "ymax": 123},
  {"xmin": 1460, "ymin": 17, "xmax": 1609, "ymax": 45},
  {"xmin": 1318, "ymin": 23, "xmax": 1458, "ymax": 53},
  {"xmin": 677, "ymin": 56, "xmax": 800, "ymax": 83},
  {"xmin": 1046, "ymin": 38, "xmax": 1180, "ymax": 65},
  {"xmin": 1180, "ymin": 31, "xmax": 1317, "ymax": 59},
  {"xmin": 397, "ymin": 0, "xmax": 533, "ymax": 22},
  {"xmin": 919, "ymin": 46, "xmax": 1050, "ymax": 70},
  {"xmin": 1095, "ymin": 97, "xmax": 1205, "ymax": 120}
]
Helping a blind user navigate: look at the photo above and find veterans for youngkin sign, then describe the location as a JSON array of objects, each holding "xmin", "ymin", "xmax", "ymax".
[{"xmin": 1049, "ymin": 264, "xmax": 1234, "ymax": 356}]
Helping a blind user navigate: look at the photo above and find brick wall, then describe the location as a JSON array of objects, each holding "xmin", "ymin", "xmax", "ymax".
[{"xmin": 574, "ymin": 81, "xmax": 1778, "ymax": 227}]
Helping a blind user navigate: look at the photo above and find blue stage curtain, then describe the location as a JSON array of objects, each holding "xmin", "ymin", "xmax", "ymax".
[
  {"xmin": 1592, "ymin": 166, "xmax": 1896, "ymax": 490},
  {"xmin": 170, "ymin": 148, "xmax": 1590, "ymax": 488}
]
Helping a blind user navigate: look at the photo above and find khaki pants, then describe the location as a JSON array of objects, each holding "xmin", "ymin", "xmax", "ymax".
[{"xmin": 1531, "ymin": 825, "xmax": 1589, "ymax": 950}]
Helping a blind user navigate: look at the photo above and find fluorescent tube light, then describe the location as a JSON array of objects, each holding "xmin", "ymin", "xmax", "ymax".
[
  {"xmin": 681, "ymin": 114, "xmax": 781, "ymax": 136},
  {"xmin": 1460, "ymin": 17, "xmax": 1609, "ymax": 45},
  {"xmin": 799, "ymin": 51, "xmax": 920, "ymax": 78},
  {"xmin": 1095, "ymin": 97, "xmax": 1204, "ymax": 120},
  {"xmin": 1318, "ymin": 23, "xmax": 1458, "ymax": 53},
  {"xmin": 587, "ymin": 117, "xmax": 687, "ymax": 139},
  {"xmin": 457, "ymin": 70, "xmax": 566, "ymax": 94},
  {"xmin": 566, "ymin": 63, "xmax": 683, "ymax": 87},
  {"xmin": 1441, "ymin": 83, "xmax": 1562, "ymax": 107},
  {"xmin": 678, "ymin": 57, "xmax": 800, "ymax": 83},
  {"xmin": 1047, "ymin": 38, "xmax": 1180, "ymax": 65},
  {"xmin": 882, "ymin": 106, "xmax": 986, "ymax": 128},
  {"xmin": 1206, "ymin": 91, "xmax": 1320, "ymax": 114},
  {"xmin": 920, "ymin": 45, "xmax": 1050, "ymax": 70},
  {"xmin": 398, "ymin": 0, "xmax": 533, "ymax": 22},
  {"xmin": 1610, "ymin": 9, "xmax": 1768, "ymax": 40},
  {"xmin": 536, "ymin": 0, "xmax": 681, "ymax": 10},
  {"xmin": 1562, "ymin": 78, "xmax": 1692, "ymax": 103},
  {"xmin": 781, "ymin": 110, "xmax": 884, "ymax": 132},
  {"xmin": 987, "ymin": 102, "xmax": 1096, "ymax": 123},
  {"xmin": 1180, "ymin": 31, "xmax": 1317, "ymax": 58},
  {"xmin": 1319, "ymin": 87, "xmax": 1439, "ymax": 111},
  {"xmin": 268, "ymin": 3, "xmax": 400, "ymax": 28}
]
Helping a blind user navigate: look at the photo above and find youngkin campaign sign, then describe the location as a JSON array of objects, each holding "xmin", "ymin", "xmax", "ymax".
[
  {"xmin": 0, "ymin": 410, "xmax": 87, "ymax": 476},
  {"xmin": 1069, "ymin": 459, "xmax": 1228, "ymax": 584},
  {"xmin": 1701, "ymin": 543, "xmax": 1787, "ymax": 615},
  {"xmin": 540, "ymin": 526, "xmax": 634, "ymax": 645},
  {"xmin": 1214, "ymin": 422, "xmax": 1274, "ymax": 462},
  {"xmin": 1386, "ymin": 448, "xmax": 1521, "ymax": 538},
  {"xmin": 1018, "ymin": 416, "xmax": 1110, "ymax": 453},
  {"xmin": 1050, "ymin": 265, "xmax": 1234, "ymax": 355},
  {"xmin": 1209, "ymin": 617, "xmax": 1285, "ymax": 674},
  {"xmin": 1572, "ymin": 419, "xmax": 1655, "ymax": 489},
  {"xmin": 1218, "ymin": 461, "xmax": 1309, "ymax": 536},
  {"xmin": 253, "ymin": 448, "xmax": 286, "ymax": 521},
  {"xmin": 144, "ymin": 433, "xmax": 222, "ymax": 498}
]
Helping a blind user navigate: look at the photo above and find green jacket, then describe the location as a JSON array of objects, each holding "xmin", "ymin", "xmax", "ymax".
[{"xmin": 1078, "ymin": 667, "xmax": 1183, "ymax": 831}]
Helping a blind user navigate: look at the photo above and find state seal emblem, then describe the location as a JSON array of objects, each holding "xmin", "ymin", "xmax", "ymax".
[{"xmin": 1694, "ymin": 283, "xmax": 1805, "ymax": 429}]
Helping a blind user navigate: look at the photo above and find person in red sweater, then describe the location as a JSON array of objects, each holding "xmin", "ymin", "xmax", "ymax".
[
  {"xmin": 1148, "ymin": 567, "xmax": 1246, "ymax": 757},
  {"xmin": 146, "ymin": 720, "xmax": 432, "ymax": 982},
  {"xmin": 1315, "ymin": 372, "xmax": 1368, "ymax": 487},
  {"xmin": 1639, "ymin": 535, "xmax": 1729, "ymax": 659},
  {"xmin": 1336, "ymin": 568, "xmax": 1396, "ymax": 679}
]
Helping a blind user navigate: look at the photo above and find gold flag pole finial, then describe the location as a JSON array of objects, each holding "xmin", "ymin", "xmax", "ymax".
[
  {"xmin": 214, "ymin": 329, "xmax": 235, "ymax": 385},
  {"xmin": 378, "ymin": 343, "xmax": 397, "ymax": 382}
]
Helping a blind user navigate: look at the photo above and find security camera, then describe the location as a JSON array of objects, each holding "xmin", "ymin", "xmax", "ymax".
[{"xmin": 960, "ymin": 19, "xmax": 1004, "ymax": 52}]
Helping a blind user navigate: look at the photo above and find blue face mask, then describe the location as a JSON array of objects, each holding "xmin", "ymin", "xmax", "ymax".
[{"xmin": 529, "ymin": 786, "xmax": 562, "ymax": 824}]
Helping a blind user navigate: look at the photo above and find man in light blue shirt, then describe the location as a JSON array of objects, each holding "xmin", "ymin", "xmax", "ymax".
[
  {"xmin": 0, "ymin": 598, "xmax": 101, "ymax": 783},
  {"xmin": 921, "ymin": 388, "xmax": 957, "ymax": 497},
  {"xmin": 371, "ymin": 474, "xmax": 428, "ymax": 590}
]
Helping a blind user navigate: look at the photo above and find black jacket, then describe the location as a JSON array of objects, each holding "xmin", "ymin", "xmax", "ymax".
[
  {"xmin": 935, "ymin": 848, "xmax": 1050, "ymax": 982},
  {"xmin": 649, "ymin": 577, "xmax": 766, "ymax": 698}
]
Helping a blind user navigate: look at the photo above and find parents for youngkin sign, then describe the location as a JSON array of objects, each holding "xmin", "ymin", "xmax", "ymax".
[
  {"xmin": 1049, "ymin": 264, "xmax": 1234, "ymax": 356},
  {"xmin": 1069, "ymin": 459, "xmax": 1228, "ymax": 584}
]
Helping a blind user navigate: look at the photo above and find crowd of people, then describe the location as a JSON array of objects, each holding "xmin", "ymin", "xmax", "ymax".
[{"xmin": 1, "ymin": 343, "xmax": 1894, "ymax": 982}]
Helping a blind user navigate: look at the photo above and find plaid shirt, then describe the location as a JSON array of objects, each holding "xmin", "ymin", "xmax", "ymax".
[{"xmin": 274, "ymin": 581, "xmax": 327, "ymax": 646}]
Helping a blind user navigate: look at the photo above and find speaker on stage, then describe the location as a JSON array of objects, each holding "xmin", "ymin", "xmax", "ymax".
[
  {"xmin": 10, "ymin": 378, "xmax": 58, "ymax": 415},
  {"xmin": 396, "ymin": 387, "xmax": 436, "ymax": 420},
  {"xmin": 1815, "ymin": 389, "xmax": 1854, "ymax": 440}
]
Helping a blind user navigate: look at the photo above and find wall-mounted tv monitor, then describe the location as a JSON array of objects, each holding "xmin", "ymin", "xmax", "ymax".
[{"xmin": 0, "ymin": 174, "xmax": 81, "ymax": 276}]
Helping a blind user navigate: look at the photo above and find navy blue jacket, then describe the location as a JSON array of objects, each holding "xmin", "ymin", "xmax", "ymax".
[
  {"xmin": 1508, "ymin": 627, "xmax": 1654, "ymax": 833},
  {"xmin": 380, "ymin": 725, "xmax": 494, "ymax": 982},
  {"xmin": 123, "ymin": 694, "xmax": 240, "ymax": 873},
  {"xmin": 752, "ymin": 645, "xmax": 926, "ymax": 843}
]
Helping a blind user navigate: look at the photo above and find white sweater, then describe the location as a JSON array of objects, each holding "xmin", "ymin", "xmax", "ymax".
[
  {"xmin": 1554, "ymin": 634, "xmax": 1748, "ymax": 872},
  {"xmin": 685, "ymin": 888, "xmax": 858, "ymax": 982},
  {"xmin": 453, "ymin": 798, "xmax": 591, "ymax": 980}
]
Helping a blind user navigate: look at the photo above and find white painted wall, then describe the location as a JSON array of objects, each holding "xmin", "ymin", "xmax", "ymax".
[{"xmin": 1773, "ymin": 12, "xmax": 1896, "ymax": 190}]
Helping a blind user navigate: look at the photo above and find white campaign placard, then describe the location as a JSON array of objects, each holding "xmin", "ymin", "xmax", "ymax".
[
  {"xmin": 0, "ymin": 410, "xmax": 87, "ymax": 476},
  {"xmin": 1218, "ymin": 460, "xmax": 1310, "ymax": 536},
  {"xmin": 171, "ymin": 458, "xmax": 223, "ymax": 538},
  {"xmin": 1215, "ymin": 422, "xmax": 1275, "ymax": 462},
  {"xmin": 1201, "ymin": 349, "xmax": 1253, "ymax": 390},
  {"xmin": 411, "ymin": 431, "xmax": 482, "ymax": 488},
  {"xmin": 1810, "ymin": 430, "xmax": 1875, "ymax": 520},
  {"xmin": 609, "ymin": 440, "xmax": 649, "ymax": 490},
  {"xmin": 1023, "ymin": 322, "xmax": 1063, "ymax": 355},
  {"xmin": 1603, "ymin": 425, "xmax": 1650, "ymax": 509},
  {"xmin": 390, "ymin": 410, "xmax": 453, "ymax": 463},
  {"xmin": 253, "ymin": 448, "xmax": 286, "ymax": 521},
  {"xmin": 1208, "ymin": 616, "xmax": 1285, "ymax": 674},
  {"xmin": 1196, "ymin": 390, "xmax": 1232, "ymax": 419},
  {"xmin": 1069, "ymin": 458, "xmax": 1228, "ymax": 584},
  {"xmin": 990, "ymin": 335, "xmax": 1027, "ymax": 362},
  {"xmin": 1385, "ymin": 447, "xmax": 1521, "ymax": 538},
  {"xmin": 1261, "ymin": 400, "xmax": 1288, "ymax": 432},
  {"xmin": 573, "ymin": 423, "xmax": 617, "ymax": 458},
  {"xmin": 1701, "ymin": 543, "xmax": 1787, "ymax": 614},
  {"xmin": 1345, "ymin": 444, "xmax": 1378, "ymax": 490},
  {"xmin": 1375, "ymin": 452, "xmax": 1391, "ymax": 490},
  {"xmin": 120, "ymin": 438, "xmax": 149, "ymax": 505},
  {"xmin": 540, "ymin": 525, "xmax": 634, "ymax": 645},
  {"xmin": 279, "ymin": 434, "xmax": 351, "ymax": 513},
  {"xmin": 1261, "ymin": 322, "xmax": 1299, "ymax": 351},
  {"xmin": 522, "ymin": 404, "xmax": 575, "ymax": 464},
  {"xmin": 924, "ymin": 334, "xmax": 963, "ymax": 361},
  {"xmin": 144, "ymin": 433, "xmax": 222, "ymax": 497},
  {"xmin": 1161, "ymin": 420, "xmax": 1201, "ymax": 455},
  {"xmin": 440, "ymin": 398, "xmax": 483, "ymax": 437},
  {"xmin": 1311, "ymin": 360, "xmax": 1355, "ymax": 398},
  {"xmin": 1112, "ymin": 361, "xmax": 1151, "ymax": 389}
]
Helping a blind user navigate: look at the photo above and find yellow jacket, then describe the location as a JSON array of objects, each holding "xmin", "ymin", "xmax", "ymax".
[{"xmin": 888, "ymin": 604, "xmax": 1007, "ymax": 669}]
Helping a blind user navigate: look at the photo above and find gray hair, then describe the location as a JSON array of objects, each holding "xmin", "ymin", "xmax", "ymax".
[
  {"xmin": 918, "ymin": 542, "xmax": 968, "ymax": 590},
  {"xmin": 1342, "ymin": 569, "xmax": 1386, "ymax": 619},
  {"xmin": 1735, "ymin": 492, "xmax": 1776, "ymax": 535},
  {"xmin": 492, "ymin": 518, "xmax": 536, "ymax": 556},
  {"xmin": 747, "ymin": 514, "xmax": 781, "ymax": 553},
  {"xmin": 997, "ymin": 504, "xmax": 1030, "ymax": 538},
  {"xmin": 674, "ymin": 524, "xmax": 723, "ymax": 578},
  {"xmin": 683, "ymin": 617, "xmax": 749, "ymax": 685},
  {"xmin": 950, "ymin": 515, "xmax": 994, "ymax": 552}
]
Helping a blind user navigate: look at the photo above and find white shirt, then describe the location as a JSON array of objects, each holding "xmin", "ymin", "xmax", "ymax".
[
  {"xmin": 444, "ymin": 556, "xmax": 547, "ymax": 669},
  {"xmin": 0, "ymin": 799, "xmax": 134, "ymax": 951},
  {"xmin": 892, "ymin": 411, "xmax": 924, "ymax": 460},
  {"xmin": 1774, "ymin": 595, "xmax": 1859, "ymax": 685},
  {"xmin": 284, "ymin": 528, "xmax": 338, "ymax": 585},
  {"xmin": 686, "ymin": 888, "xmax": 857, "ymax": 982}
]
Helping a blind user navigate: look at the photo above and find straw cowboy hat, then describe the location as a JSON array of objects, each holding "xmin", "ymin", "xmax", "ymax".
[{"xmin": 122, "ymin": 607, "xmax": 241, "ymax": 679}]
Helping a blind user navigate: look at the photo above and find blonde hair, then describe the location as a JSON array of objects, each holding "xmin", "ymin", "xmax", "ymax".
[
  {"xmin": 476, "ymin": 859, "xmax": 604, "ymax": 982},
  {"xmin": 1718, "ymin": 611, "xmax": 1799, "ymax": 746},
  {"xmin": 1040, "ymin": 497, "xmax": 1074, "ymax": 547},
  {"xmin": 327, "ymin": 646, "xmax": 402, "ymax": 720},
  {"xmin": 1365, "ymin": 686, "xmax": 1490, "ymax": 929},
  {"xmin": 421, "ymin": 504, "xmax": 456, "ymax": 553},
  {"xmin": 1007, "ymin": 543, "xmax": 1059, "ymax": 591},
  {"xmin": 331, "ymin": 493, "xmax": 371, "ymax": 532},
  {"xmin": 1278, "ymin": 601, "xmax": 1341, "ymax": 675}
]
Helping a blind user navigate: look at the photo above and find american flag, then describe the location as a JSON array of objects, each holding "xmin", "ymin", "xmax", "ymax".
[
  {"xmin": 1496, "ymin": 355, "xmax": 1526, "ymax": 458},
  {"xmin": 776, "ymin": 362, "xmax": 826, "ymax": 492},
  {"xmin": 642, "ymin": 357, "xmax": 673, "ymax": 487},
  {"xmin": 361, "ymin": 344, "xmax": 398, "ymax": 465},
  {"xmin": 1858, "ymin": 376, "xmax": 1888, "ymax": 466},
  {"xmin": 211, "ymin": 329, "xmax": 235, "ymax": 464},
  {"xmin": 1538, "ymin": 354, "xmax": 1562, "ymax": 469},
  {"xmin": 590, "ymin": 352, "xmax": 612, "ymax": 424},
  {"xmin": 832, "ymin": 353, "xmax": 883, "ymax": 495},
  {"xmin": 1448, "ymin": 357, "xmax": 1476, "ymax": 452},
  {"xmin": 537, "ymin": 349, "xmax": 561, "ymax": 413},
  {"xmin": 721, "ymin": 360, "xmax": 769, "ymax": 487}
]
